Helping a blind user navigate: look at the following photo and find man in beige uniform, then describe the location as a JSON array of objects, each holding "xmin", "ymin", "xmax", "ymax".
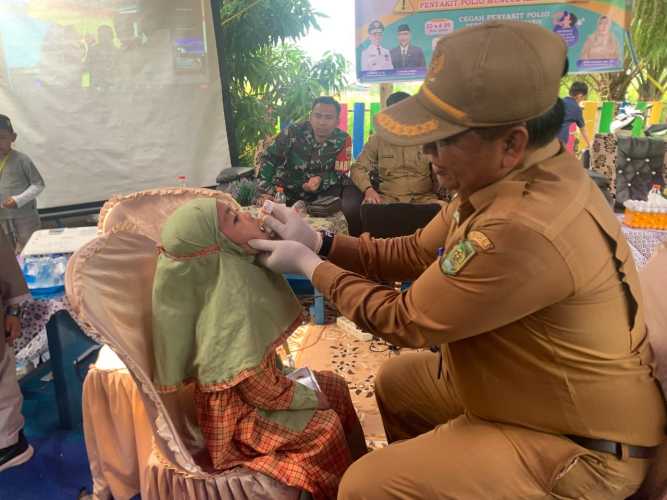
[
  {"xmin": 0, "ymin": 229, "xmax": 33, "ymax": 471},
  {"xmin": 250, "ymin": 21, "xmax": 666, "ymax": 499},
  {"xmin": 351, "ymin": 92, "xmax": 438, "ymax": 205}
]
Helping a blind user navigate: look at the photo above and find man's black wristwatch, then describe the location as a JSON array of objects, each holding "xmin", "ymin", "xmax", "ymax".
[
  {"xmin": 5, "ymin": 304, "xmax": 21, "ymax": 318},
  {"xmin": 318, "ymin": 230, "xmax": 335, "ymax": 258}
]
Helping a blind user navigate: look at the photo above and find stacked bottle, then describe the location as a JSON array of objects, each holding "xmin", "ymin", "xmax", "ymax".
[
  {"xmin": 274, "ymin": 186, "xmax": 287, "ymax": 204},
  {"xmin": 623, "ymin": 185, "xmax": 667, "ymax": 230}
]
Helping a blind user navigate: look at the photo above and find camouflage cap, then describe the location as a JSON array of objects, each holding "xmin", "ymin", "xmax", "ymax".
[
  {"xmin": 374, "ymin": 21, "xmax": 567, "ymax": 146},
  {"xmin": 368, "ymin": 20, "xmax": 385, "ymax": 35}
]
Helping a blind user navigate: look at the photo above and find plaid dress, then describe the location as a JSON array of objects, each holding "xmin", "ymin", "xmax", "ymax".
[{"xmin": 195, "ymin": 354, "xmax": 356, "ymax": 500}]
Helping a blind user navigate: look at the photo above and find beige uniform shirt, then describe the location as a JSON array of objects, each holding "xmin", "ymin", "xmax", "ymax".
[
  {"xmin": 313, "ymin": 140, "xmax": 666, "ymax": 446},
  {"xmin": 0, "ymin": 229, "xmax": 29, "ymax": 327},
  {"xmin": 350, "ymin": 134, "xmax": 437, "ymax": 203}
]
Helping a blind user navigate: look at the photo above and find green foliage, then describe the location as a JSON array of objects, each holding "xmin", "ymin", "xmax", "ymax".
[
  {"xmin": 630, "ymin": 0, "xmax": 667, "ymax": 100},
  {"xmin": 219, "ymin": 178, "xmax": 258, "ymax": 206},
  {"xmin": 218, "ymin": 1, "xmax": 348, "ymax": 166}
]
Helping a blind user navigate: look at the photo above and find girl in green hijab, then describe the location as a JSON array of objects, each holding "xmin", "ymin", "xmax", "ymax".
[{"xmin": 152, "ymin": 197, "xmax": 365, "ymax": 499}]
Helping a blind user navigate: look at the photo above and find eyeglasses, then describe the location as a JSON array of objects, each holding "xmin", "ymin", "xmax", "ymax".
[{"xmin": 436, "ymin": 129, "xmax": 473, "ymax": 149}]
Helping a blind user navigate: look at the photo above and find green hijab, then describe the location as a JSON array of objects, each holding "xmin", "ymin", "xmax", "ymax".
[{"xmin": 152, "ymin": 198, "xmax": 303, "ymax": 392}]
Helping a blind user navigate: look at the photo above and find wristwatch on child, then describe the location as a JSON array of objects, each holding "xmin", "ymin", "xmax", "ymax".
[{"xmin": 317, "ymin": 230, "xmax": 335, "ymax": 258}]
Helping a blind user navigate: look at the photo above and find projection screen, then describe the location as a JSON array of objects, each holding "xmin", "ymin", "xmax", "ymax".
[{"xmin": 0, "ymin": 0, "xmax": 231, "ymax": 209}]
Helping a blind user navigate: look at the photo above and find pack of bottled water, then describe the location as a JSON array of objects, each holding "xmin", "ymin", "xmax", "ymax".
[{"xmin": 21, "ymin": 254, "xmax": 69, "ymax": 297}]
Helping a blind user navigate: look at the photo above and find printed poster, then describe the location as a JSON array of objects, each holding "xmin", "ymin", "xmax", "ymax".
[
  {"xmin": 0, "ymin": 0, "xmax": 231, "ymax": 208},
  {"xmin": 356, "ymin": 0, "xmax": 629, "ymax": 83}
]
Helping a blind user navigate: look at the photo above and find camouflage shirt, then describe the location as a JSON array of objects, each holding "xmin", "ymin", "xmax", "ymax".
[{"xmin": 257, "ymin": 121, "xmax": 352, "ymax": 204}]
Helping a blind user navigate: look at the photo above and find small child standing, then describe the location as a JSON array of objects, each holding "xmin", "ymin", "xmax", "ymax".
[{"xmin": 0, "ymin": 115, "xmax": 45, "ymax": 254}]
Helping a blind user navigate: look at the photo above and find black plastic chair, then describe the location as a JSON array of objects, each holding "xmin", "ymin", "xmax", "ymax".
[{"xmin": 360, "ymin": 202, "xmax": 442, "ymax": 238}]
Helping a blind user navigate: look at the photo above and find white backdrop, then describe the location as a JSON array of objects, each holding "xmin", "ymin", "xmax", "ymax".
[{"xmin": 0, "ymin": 0, "xmax": 231, "ymax": 208}]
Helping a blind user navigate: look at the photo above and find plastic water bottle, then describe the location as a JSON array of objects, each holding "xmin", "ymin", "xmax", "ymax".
[
  {"xmin": 292, "ymin": 199, "xmax": 307, "ymax": 216},
  {"xmin": 23, "ymin": 258, "xmax": 38, "ymax": 286},
  {"xmin": 274, "ymin": 186, "xmax": 286, "ymax": 205},
  {"xmin": 177, "ymin": 175, "xmax": 187, "ymax": 188}
]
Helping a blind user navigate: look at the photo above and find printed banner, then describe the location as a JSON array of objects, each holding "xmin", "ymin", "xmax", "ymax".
[
  {"xmin": 356, "ymin": 0, "xmax": 628, "ymax": 83},
  {"xmin": 0, "ymin": 0, "xmax": 231, "ymax": 208}
]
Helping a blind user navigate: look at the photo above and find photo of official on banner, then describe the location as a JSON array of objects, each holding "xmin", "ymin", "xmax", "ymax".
[{"xmin": 356, "ymin": 0, "xmax": 628, "ymax": 83}]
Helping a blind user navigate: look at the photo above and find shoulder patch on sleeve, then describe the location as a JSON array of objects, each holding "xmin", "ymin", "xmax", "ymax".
[
  {"xmin": 440, "ymin": 240, "xmax": 476, "ymax": 276},
  {"xmin": 467, "ymin": 231, "xmax": 494, "ymax": 251}
]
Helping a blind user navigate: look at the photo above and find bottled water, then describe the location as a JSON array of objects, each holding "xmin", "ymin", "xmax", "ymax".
[
  {"xmin": 274, "ymin": 186, "xmax": 286, "ymax": 204},
  {"xmin": 21, "ymin": 254, "xmax": 68, "ymax": 294}
]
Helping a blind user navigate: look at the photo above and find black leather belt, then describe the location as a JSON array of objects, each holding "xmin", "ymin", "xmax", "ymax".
[{"xmin": 566, "ymin": 435, "xmax": 658, "ymax": 460}]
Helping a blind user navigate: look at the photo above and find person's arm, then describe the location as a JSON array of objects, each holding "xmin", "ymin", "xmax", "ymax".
[
  {"xmin": 1, "ymin": 229, "xmax": 29, "ymax": 344},
  {"xmin": 256, "ymin": 198, "xmax": 453, "ymax": 280},
  {"xmin": 5, "ymin": 156, "xmax": 45, "ymax": 208},
  {"xmin": 361, "ymin": 49, "xmax": 369, "ymax": 71},
  {"xmin": 312, "ymin": 220, "xmax": 573, "ymax": 348},
  {"xmin": 323, "ymin": 202, "xmax": 453, "ymax": 281},
  {"xmin": 12, "ymin": 184, "xmax": 45, "ymax": 208},
  {"xmin": 416, "ymin": 47, "xmax": 426, "ymax": 67},
  {"xmin": 317, "ymin": 134, "xmax": 351, "ymax": 193},
  {"xmin": 350, "ymin": 134, "xmax": 378, "ymax": 195},
  {"xmin": 574, "ymin": 106, "xmax": 591, "ymax": 149},
  {"xmin": 257, "ymin": 129, "xmax": 292, "ymax": 196},
  {"xmin": 0, "ymin": 230, "xmax": 29, "ymax": 305},
  {"xmin": 390, "ymin": 48, "xmax": 399, "ymax": 69}
]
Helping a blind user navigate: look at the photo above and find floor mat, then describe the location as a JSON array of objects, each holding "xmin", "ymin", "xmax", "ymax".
[
  {"xmin": 290, "ymin": 323, "xmax": 403, "ymax": 447},
  {"xmin": 0, "ymin": 372, "xmax": 92, "ymax": 500}
]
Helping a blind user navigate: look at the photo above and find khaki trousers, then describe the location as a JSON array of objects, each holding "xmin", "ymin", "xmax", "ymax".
[
  {"xmin": 0, "ymin": 330, "xmax": 24, "ymax": 448},
  {"xmin": 0, "ymin": 215, "xmax": 41, "ymax": 254},
  {"xmin": 338, "ymin": 352, "xmax": 650, "ymax": 500}
]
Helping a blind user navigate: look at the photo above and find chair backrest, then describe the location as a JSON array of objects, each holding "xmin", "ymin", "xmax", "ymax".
[
  {"xmin": 98, "ymin": 187, "xmax": 239, "ymax": 240},
  {"xmin": 361, "ymin": 202, "xmax": 442, "ymax": 238},
  {"xmin": 72, "ymin": 187, "xmax": 241, "ymax": 474},
  {"xmin": 66, "ymin": 229, "xmax": 206, "ymax": 473}
]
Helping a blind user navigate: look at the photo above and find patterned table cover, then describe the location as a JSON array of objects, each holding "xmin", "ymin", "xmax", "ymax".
[
  {"xmin": 619, "ymin": 214, "xmax": 667, "ymax": 268},
  {"xmin": 14, "ymin": 295, "xmax": 69, "ymax": 367}
]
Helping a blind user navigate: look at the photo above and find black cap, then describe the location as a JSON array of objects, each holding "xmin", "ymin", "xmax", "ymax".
[
  {"xmin": 368, "ymin": 20, "xmax": 385, "ymax": 34},
  {"xmin": 0, "ymin": 114, "xmax": 13, "ymax": 134},
  {"xmin": 397, "ymin": 24, "xmax": 411, "ymax": 33}
]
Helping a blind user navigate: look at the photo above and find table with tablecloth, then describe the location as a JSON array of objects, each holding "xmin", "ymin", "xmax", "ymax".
[{"xmin": 617, "ymin": 214, "xmax": 667, "ymax": 268}]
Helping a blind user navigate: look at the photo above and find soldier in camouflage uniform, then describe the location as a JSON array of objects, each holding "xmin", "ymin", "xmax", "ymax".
[{"xmin": 257, "ymin": 97, "xmax": 352, "ymax": 207}]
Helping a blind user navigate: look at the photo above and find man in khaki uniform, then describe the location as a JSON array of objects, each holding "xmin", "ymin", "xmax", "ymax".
[
  {"xmin": 250, "ymin": 21, "xmax": 666, "ymax": 498},
  {"xmin": 0, "ymin": 229, "xmax": 33, "ymax": 471},
  {"xmin": 351, "ymin": 92, "xmax": 438, "ymax": 205}
]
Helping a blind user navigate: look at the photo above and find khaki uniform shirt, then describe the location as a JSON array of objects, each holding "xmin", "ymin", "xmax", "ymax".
[
  {"xmin": 350, "ymin": 134, "xmax": 437, "ymax": 204},
  {"xmin": 0, "ymin": 229, "xmax": 29, "ymax": 327},
  {"xmin": 313, "ymin": 140, "xmax": 666, "ymax": 446}
]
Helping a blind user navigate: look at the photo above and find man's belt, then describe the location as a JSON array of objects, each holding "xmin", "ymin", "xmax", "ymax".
[{"xmin": 566, "ymin": 435, "xmax": 659, "ymax": 460}]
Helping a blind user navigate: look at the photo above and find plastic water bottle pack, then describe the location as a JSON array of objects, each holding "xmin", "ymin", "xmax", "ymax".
[{"xmin": 21, "ymin": 254, "xmax": 69, "ymax": 297}]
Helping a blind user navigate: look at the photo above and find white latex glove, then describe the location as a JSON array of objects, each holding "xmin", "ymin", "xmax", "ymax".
[
  {"xmin": 249, "ymin": 239, "xmax": 323, "ymax": 279},
  {"xmin": 262, "ymin": 202, "xmax": 322, "ymax": 252}
]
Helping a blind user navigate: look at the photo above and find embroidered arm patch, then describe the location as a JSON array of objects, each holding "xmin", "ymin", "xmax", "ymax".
[
  {"xmin": 440, "ymin": 240, "xmax": 476, "ymax": 276},
  {"xmin": 439, "ymin": 231, "xmax": 493, "ymax": 276}
]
